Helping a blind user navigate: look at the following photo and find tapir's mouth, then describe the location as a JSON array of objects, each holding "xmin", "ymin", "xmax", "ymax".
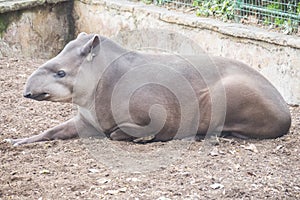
[{"xmin": 24, "ymin": 92, "xmax": 50, "ymax": 101}]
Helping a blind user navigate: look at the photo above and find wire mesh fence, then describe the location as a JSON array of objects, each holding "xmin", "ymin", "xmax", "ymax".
[
  {"xmin": 144, "ymin": 0, "xmax": 300, "ymax": 34},
  {"xmin": 235, "ymin": 0, "xmax": 299, "ymax": 33}
]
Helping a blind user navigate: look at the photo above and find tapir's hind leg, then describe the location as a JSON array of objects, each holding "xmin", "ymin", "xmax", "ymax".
[
  {"xmin": 222, "ymin": 76, "xmax": 291, "ymax": 139},
  {"xmin": 109, "ymin": 123, "xmax": 157, "ymax": 142},
  {"xmin": 110, "ymin": 129, "xmax": 136, "ymax": 141}
]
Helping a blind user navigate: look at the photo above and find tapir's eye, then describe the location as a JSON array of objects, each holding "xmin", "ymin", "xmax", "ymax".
[{"xmin": 56, "ymin": 70, "xmax": 66, "ymax": 78}]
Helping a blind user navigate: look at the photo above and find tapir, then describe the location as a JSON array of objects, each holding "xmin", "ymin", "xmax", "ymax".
[{"xmin": 6, "ymin": 32, "xmax": 291, "ymax": 146}]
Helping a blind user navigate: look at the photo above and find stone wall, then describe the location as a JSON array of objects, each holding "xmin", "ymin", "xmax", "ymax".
[
  {"xmin": 74, "ymin": 0, "xmax": 300, "ymax": 104},
  {"xmin": 0, "ymin": 0, "xmax": 74, "ymax": 58}
]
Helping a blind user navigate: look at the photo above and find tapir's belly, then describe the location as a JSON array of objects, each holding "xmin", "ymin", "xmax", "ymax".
[{"xmin": 78, "ymin": 106, "xmax": 103, "ymax": 132}]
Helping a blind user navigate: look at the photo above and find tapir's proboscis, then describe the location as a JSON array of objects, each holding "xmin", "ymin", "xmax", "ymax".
[{"xmin": 6, "ymin": 33, "xmax": 291, "ymax": 146}]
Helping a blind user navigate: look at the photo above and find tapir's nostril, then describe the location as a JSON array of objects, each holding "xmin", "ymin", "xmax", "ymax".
[{"xmin": 24, "ymin": 92, "xmax": 32, "ymax": 98}]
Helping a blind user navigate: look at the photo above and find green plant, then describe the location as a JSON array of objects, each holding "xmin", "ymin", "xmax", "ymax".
[
  {"xmin": 195, "ymin": 0, "xmax": 234, "ymax": 21},
  {"xmin": 0, "ymin": 11, "xmax": 22, "ymax": 38},
  {"xmin": 192, "ymin": 0, "xmax": 201, "ymax": 7},
  {"xmin": 282, "ymin": 18, "xmax": 295, "ymax": 34},
  {"xmin": 143, "ymin": 0, "xmax": 153, "ymax": 4},
  {"xmin": 267, "ymin": 2, "xmax": 281, "ymax": 11},
  {"xmin": 0, "ymin": 14, "xmax": 10, "ymax": 37},
  {"xmin": 156, "ymin": 0, "xmax": 171, "ymax": 4},
  {"xmin": 274, "ymin": 17, "xmax": 284, "ymax": 26},
  {"xmin": 263, "ymin": 17, "xmax": 270, "ymax": 25}
]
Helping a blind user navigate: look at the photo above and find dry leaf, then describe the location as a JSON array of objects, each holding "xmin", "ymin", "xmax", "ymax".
[
  {"xmin": 210, "ymin": 183, "xmax": 224, "ymax": 189},
  {"xmin": 39, "ymin": 169, "xmax": 50, "ymax": 174},
  {"xmin": 97, "ymin": 178, "xmax": 111, "ymax": 184},
  {"xmin": 88, "ymin": 168, "xmax": 99, "ymax": 173},
  {"xmin": 105, "ymin": 190, "xmax": 119, "ymax": 195},
  {"xmin": 242, "ymin": 144, "xmax": 258, "ymax": 153},
  {"xmin": 209, "ymin": 148, "xmax": 219, "ymax": 156}
]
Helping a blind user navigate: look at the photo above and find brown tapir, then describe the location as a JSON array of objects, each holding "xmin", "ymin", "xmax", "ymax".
[{"xmin": 5, "ymin": 32, "xmax": 291, "ymax": 146}]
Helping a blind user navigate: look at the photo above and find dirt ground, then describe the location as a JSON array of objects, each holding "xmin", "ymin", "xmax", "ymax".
[{"xmin": 0, "ymin": 57, "xmax": 299, "ymax": 200}]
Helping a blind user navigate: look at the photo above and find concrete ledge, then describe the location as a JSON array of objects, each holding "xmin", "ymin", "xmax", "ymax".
[
  {"xmin": 106, "ymin": 0, "xmax": 300, "ymax": 49},
  {"xmin": 159, "ymin": 12, "xmax": 300, "ymax": 49},
  {"xmin": 0, "ymin": 0, "xmax": 68, "ymax": 13}
]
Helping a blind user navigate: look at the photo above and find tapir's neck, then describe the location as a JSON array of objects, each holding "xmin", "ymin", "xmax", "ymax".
[
  {"xmin": 100, "ymin": 36, "xmax": 129, "ymax": 64},
  {"xmin": 72, "ymin": 37, "xmax": 130, "ymax": 108}
]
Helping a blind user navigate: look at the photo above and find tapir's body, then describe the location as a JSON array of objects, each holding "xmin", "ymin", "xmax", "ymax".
[{"xmin": 6, "ymin": 33, "xmax": 291, "ymax": 146}]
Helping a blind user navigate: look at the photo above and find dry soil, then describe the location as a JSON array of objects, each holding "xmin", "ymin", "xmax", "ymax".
[{"xmin": 0, "ymin": 58, "xmax": 299, "ymax": 199}]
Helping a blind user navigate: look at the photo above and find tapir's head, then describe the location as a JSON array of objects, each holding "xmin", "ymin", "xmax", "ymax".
[{"xmin": 23, "ymin": 32, "xmax": 101, "ymax": 103}]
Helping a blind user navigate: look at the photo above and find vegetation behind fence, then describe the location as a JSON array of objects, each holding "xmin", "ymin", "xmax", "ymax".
[{"xmin": 141, "ymin": 0, "xmax": 300, "ymax": 34}]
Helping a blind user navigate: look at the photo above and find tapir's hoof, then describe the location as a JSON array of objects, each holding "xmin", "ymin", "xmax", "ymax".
[
  {"xmin": 133, "ymin": 135, "xmax": 155, "ymax": 143},
  {"xmin": 3, "ymin": 138, "xmax": 15, "ymax": 144},
  {"xmin": 4, "ymin": 138, "xmax": 27, "ymax": 146},
  {"xmin": 3, "ymin": 139, "xmax": 12, "ymax": 144}
]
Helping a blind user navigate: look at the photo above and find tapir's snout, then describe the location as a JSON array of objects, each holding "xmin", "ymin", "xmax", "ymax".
[
  {"xmin": 23, "ymin": 68, "xmax": 52, "ymax": 101},
  {"xmin": 23, "ymin": 92, "xmax": 32, "ymax": 98},
  {"xmin": 23, "ymin": 91, "xmax": 50, "ymax": 101}
]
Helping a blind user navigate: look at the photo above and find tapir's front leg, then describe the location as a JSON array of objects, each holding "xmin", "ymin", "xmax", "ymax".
[{"xmin": 5, "ymin": 116, "xmax": 82, "ymax": 146}]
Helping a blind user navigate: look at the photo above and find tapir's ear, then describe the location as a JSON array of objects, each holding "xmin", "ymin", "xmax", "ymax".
[
  {"xmin": 77, "ymin": 32, "xmax": 88, "ymax": 39},
  {"xmin": 80, "ymin": 35, "xmax": 100, "ymax": 59}
]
